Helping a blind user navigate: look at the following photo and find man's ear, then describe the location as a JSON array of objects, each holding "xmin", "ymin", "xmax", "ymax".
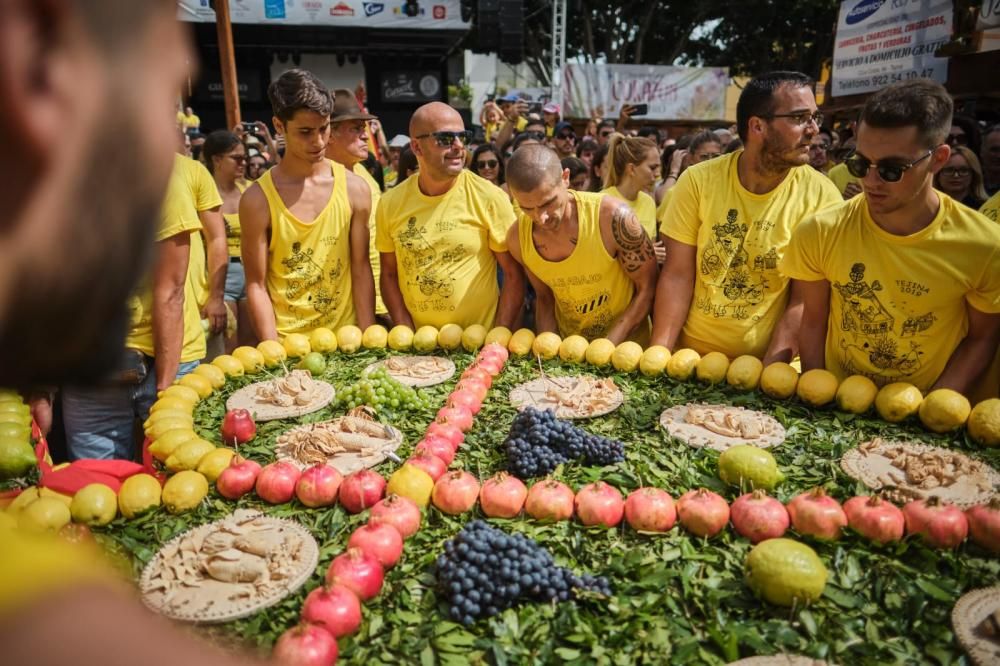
[
  {"xmin": 561, "ymin": 168, "xmax": 571, "ymax": 187},
  {"xmin": 928, "ymin": 143, "xmax": 952, "ymax": 175}
]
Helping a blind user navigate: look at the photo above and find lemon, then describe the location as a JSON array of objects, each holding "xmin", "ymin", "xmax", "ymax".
[
  {"xmin": 718, "ymin": 444, "xmax": 784, "ymax": 490},
  {"xmin": 796, "ymin": 369, "xmax": 839, "ymax": 407},
  {"xmin": 437, "ymin": 323, "xmax": 463, "ymax": 350},
  {"xmin": 336, "ymin": 325, "xmax": 364, "ymax": 353},
  {"xmin": 257, "ymin": 339, "xmax": 288, "ymax": 367},
  {"xmin": 386, "ymin": 463, "xmax": 434, "ymax": 507},
  {"xmin": 666, "ymin": 348, "xmax": 701, "ymax": 381},
  {"xmin": 611, "ymin": 341, "xmax": 643, "ymax": 372},
  {"xmin": 212, "ymin": 354, "xmax": 245, "ymax": 377},
  {"xmin": 558, "ymin": 335, "xmax": 590, "ymax": 363},
  {"xmin": 968, "ymin": 398, "xmax": 1000, "ymax": 447},
  {"xmin": 282, "ymin": 333, "xmax": 312, "ymax": 358},
  {"xmin": 158, "ymin": 385, "xmax": 200, "ymax": 406},
  {"xmin": 875, "ymin": 382, "xmax": 923, "ymax": 422},
  {"xmin": 508, "ymin": 328, "xmax": 536, "ymax": 357},
  {"xmin": 532, "ymin": 332, "xmax": 562, "ymax": 360},
  {"xmin": 0, "ymin": 434, "xmax": 36, "ymax": 480},
  {"xmin": 584, "ymin": 338, "xmax": 615, "ymax": 367},
  {"xmin": 177, "ymin": 372, "xmax": 213, "ymax": 399},
  {"xmin": 38, "ymin": 487, "xmax": 73, "ymax": 508},
  {"xmin": 118, "ymin": 474, "xmax": 162, "ymax": 518},
  {"xmin": 165, "ymin": 438, "xmax": 215, "ymax": 473},
  {"xmin": 70, "ymin": 483, "xmax": 118, "ymax": 526},
  {"xmin": 193, "ymin": 363, "xmax": 227, "ymax": 389},
  {"xmin": 760, "ymin": 362, "xmax": 799, "ymax": 399},
  {"xmin": 161, "ymin": 470, "xmax": 209, "ymax": 514},
  {"xmin": 149, "ymin": 429, "xmax": 199, "ymax": 462},
  {"xmin": 6, "ymin": 486, "xmax": 40, "ymax": 515},
  {"xmin": 696, "ymin": 351, "xmax": 730, "ymax": 384},
  {"xmin": 18, "ymin": 497, "xmax": 71, "ymax": 532},
  {"xmin": 150, "ymin": 397, "xmax": 194, "ymax": 414},
  {"xmin": 196, "ymin": 447, "xmax": 236, "ymax": 482},
  {"xmin": 412, "ymin": 325, "xmax": 439, "ymax": 352},
  {"xmin": 727, "ymin": 355, "xmax": 764, "ymax": 391},
  {"xmin": 144, "ymin": 417, "xmax": 195, "ymax": 441},
  {"xmin": 485, "ymin": 326, "xmax": 513, "ymax": 347},
  {"xmin": 363, "ymin": 324, "xmax": 389, "ymax": 349},
  {"xmin": 918, "ymin": 388, "xmax": 971, "ymax": 433},
  {"xmin": 461, "ymin": 324, "xmax": 488, "ymax": 352},
  {"xmin": 144, "ymin": 407, "xmax": 194, "ymax": 427},
  {"xmin": 387, "ymin": 325, "xmax": 414, "ymax": 350},
  {"xmin": 309, "ymin": 327, "xmax": 338, "ymax": 353},
  {"xmin": 233, "ymin": 346, "xmax": 266, "ymax": 373},
  {"xmin": 745, "ymin": 538, "xmax": 827, "ymax": 607},
  {"xmin": 835, "ymin": 375, "xmax": 878, "ymax": 414}
]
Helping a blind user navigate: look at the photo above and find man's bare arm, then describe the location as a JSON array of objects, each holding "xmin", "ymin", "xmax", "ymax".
[
  {"xmin": 933, "ymin": 303, "xmax": 1000, "ymax": 395},
  {"xmin": 379, "ymin": 252, "xmax": 414, "ymax": 329},
  {"xmin": 198, "ymin": 207, "xmax": 227, "ymax": 334},
  {"xmin": 763, "ymin": 279, "xmax": 806, "ymax": 365},
  {"xmin": 649, "ymin": 238, "xmax": 696, "ymax": 350},
  {"xmin": 346, "ymin": 173, "xmax": 375, "ymax": 329},
  {"xmin": 152, "ymin": 232, "xmax": 191, "ymax": 390},
  {"xmin": 604, "ymin": 204, "xmax": 657, "ymax": 344},
  {"xmin": 239, "ymin": 184, "xmax": 279, "ymax": 341},
  {"xmin": 493, "ymin": 250, "xmax": 525, "ymax": 330},
  {"xmin": 796, "ymin": 278, "xmax": 831, "ymax": 371}
]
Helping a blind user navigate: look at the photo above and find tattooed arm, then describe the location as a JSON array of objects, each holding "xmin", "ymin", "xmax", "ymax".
[{"xmin": 601, "ymin": 201, "xmax": 658, "ymax": 344}]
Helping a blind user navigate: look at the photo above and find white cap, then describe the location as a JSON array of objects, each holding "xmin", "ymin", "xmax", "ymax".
[{"xmin": 388, "ymin": 134, "xmax": 410, "ymax": 148}]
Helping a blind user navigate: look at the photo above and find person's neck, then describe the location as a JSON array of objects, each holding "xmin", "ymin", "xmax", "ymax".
[
  {"xmin": 326, "ymin": 146, "xmax": 360, "ymax": 169},
  {"xmin": 418, "ymin": 170, "xmax": 459, "ymax": 197},
  {"xmin": 869, "ymin": 185, "xmax": 940, "ymax": 236},
  {"xmin": 278, "ymin": 155, "xmax": 328, "ymax": 180},
  {"xmin": 215, "ymin": 174, "xmax": 238, "ymax": 193},
  {"xmin": 613, "ymin": 178, "xmax": 640, "ymax": 201},
  {"xmin": 737, "ymin": 148, "xmax": 791, "ymax": 195}
]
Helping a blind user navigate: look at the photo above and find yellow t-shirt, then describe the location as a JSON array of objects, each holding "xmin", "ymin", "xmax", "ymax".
[
  {"xmin": 661, "ymin": 150, "xmax": 842, "ymax": 358},
  {"xmin": 980, "ymin": 190, "xmax": 1000, "ymax": 222},
  {"xmin": 602, "ymin": 186, "xmax": 657, "ymax": 240},
  {"xmin": 827, "ymin": 162, "xmax": 859, "ymax": 195},
  {"xmin": 258, "ymin": 160, "xmax": 357, "ymax": 335},
  {"xmin": 223, "ymin": 180, "xmax": 248, "ymax": 258},
  {"xmin": 518, "ymin": 191, "xmax": 635, "ymax": 339},
  {"xmin": 655, "ymin": 187, "xmax": 675, "ymax": 232},
  {"xmin": 376, "ymin": 170, "xmax": 514, "ymax": 328},
  {"xmin": 181, "ymin": 160, "xmax": 223, "ymax": 309},
  {"xmin": 124, "ymin": 155, "xmax": 210, "ymax": 362},
  {"xmin": 780, "ymin": 193, "xmax": 1000, "ymax": 392},
  {"xmin": 352, "ymin": 163, "xmax": 386, "ymax": 315}
]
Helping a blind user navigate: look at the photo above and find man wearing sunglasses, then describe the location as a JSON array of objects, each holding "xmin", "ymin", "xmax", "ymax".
[
  {"xmin": 376, "ymin": 102, "xmax": 525, "ymax": 331},
  {"xmin": 782, "ymin": 79, "xmax": 1000, "ymax": 398},
  {"xmin": 651, "ymin": 71, "xmax": 842, "ymax": 363},
  {"xmin": 551, "ymin": 121, "xmax": 577, "ymax": 160}
]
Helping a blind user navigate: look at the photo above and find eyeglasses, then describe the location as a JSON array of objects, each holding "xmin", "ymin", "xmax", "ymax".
[
  {"xmin": 844, "ymin": 148, "xmax": 936, "ymax": 183},
  {"xmin": 809, "ymin": 143, "xmax": 831, "ymax": 151},
  {"xmin": 228, "ymin": 154, "xmax": 247, "ymax": 163},
  {"xmin": 599, "ymin": 130, "xmax": 613, "ymax": 137},
  {"xmin": 557, "ymin": 132, "xmax": 576, "ymax": 140},
  {"xmin": 694, "ymin": 152, "xmax": 721, "ymax": 161},
  {"xmin": 764, "ymin": 110, "xmax": 824, "ymax": 128},
  {"xmin": 476, "ymin": 159, "xmax": 498, "ymax": 169},
  {"xmin": 414, "ymin": 130, "xmax": 473, "ymax": 147},
  {"xmin": 939, "ymin": 166, "xmax": 971, "ymax": 177}
]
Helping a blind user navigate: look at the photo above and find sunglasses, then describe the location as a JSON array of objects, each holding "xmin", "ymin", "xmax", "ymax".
[
  {"xmin": 599, "ymin": 131, "xmax": 613, "ymax": 137},
  {"xmin": 939, "ymin": 166, "xmax": 971, "ymax": 178},
  {"xmin": 522, "ymin": 131, "xmax": 547, "ymax": 141},
  {"xmin": 414, "ymin": 130, "xmax": 473, "ymax": 147},
  {"xmin": 477, "ymin": 159, "xmax": 498, "ymax": 169},
  {"xmin": 228, "ymin": 154, "xmax": 247, "ymax": 163},
  {"xmin": 557, "ymin": 132, "xmax": 576, "ymax": 140},
  {"xmin": 844, "ymin": 148, "xmax": 936, "ymax": 183}
]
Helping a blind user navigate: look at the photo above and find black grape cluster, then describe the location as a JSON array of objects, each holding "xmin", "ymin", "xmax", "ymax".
[
  {"xmin": 435, "ymin": 521, "xmax": 612, "ymax": 626},
  {"xmin": 503, "ymin": 407, "xmax": 624, "ymax": 479}
]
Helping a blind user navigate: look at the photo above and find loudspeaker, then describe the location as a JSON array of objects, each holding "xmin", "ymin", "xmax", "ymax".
[
  {"xmin": 497, "ymin": 0, "xmax": 523, "ymax": 65},
  {"xmin": 476, "ymin": 0, "xmax": 500, "ymax": 52}
]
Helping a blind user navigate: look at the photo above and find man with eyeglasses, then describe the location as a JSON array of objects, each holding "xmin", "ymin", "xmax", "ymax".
[
  {"xmin": 376, "ymin": 102, "xmax": 525, "ymax": 330},
  {"xmin": 551, "ymin": 121, "xmax": 577, "ymax": 159},
  {"xmin": 651, "ymin": 71, "xmax": 841, "ymax": 363},
  {"xmin": 782, "ymin": 79, "xmax": 1000, "ymax": 398},
  {"xmin": 808, "ymin": 129, "xmax": 833, "ymax": 173}
]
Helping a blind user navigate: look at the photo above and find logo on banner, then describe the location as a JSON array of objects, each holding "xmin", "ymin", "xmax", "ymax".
[
  {"xmin": 331, "ymin": 2, "xmax": 355, "ymax": 16},
  {"xmin": 264, "ymin": 0, "xmax": 287, "ymax": 19},
  {"xmin": 433, "ymin": 5, "xmax": 446, "ymax": 18},
  {"xmin": 393, "ymin": 3, "xmax": 424, "ymax": 16},
  {"xmin": 363, "ymin": 2, "xmax": 384, "ymax": 15},
  {"xmin": 845, "ymin": 0, "xmax": 886, "ymax": 25}
]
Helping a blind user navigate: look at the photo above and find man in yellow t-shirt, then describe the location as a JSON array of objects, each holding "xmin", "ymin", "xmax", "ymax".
[
  {"xmin": 377, "ymin": 102, "xmax": 525, "ymax": 330},
  {"xmin": 652, "ymin": 71, "xmax": 842, "ymax": 361},
  {"xmin": 178, "ymin": 105, "xmax": 200, "ymax": 132},
  {"xmin": 506, "ymin": 145, "xmax": 657, "ymax": 342},
  {"xmin": 782, "ymin": 79, "xmax": 1000, "ymax": 397},
  {"xmin": 981, "ymin": 189, "xmax": 1000, "ymax": 222}
]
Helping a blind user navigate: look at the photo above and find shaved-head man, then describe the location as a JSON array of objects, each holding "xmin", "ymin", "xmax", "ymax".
[
  {"xmin": 506, "ymin": 145, "xmax": 657, "ymax": 342},
  {"xmin": 376, "ymin": 102, "xmax": 524, "ymax": 329}
]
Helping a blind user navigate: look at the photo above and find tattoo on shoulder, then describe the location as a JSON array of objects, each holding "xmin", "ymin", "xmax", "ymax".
[{"xmin": 611, "ymin": 205, "xmax": 654, "ymax": 272}]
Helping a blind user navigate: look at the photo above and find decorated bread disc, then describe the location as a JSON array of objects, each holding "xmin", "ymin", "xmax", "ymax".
[
  {"xmin": 841, "ymin": 438, "xmax": 999, "ymax": 509},
  {"xmin": 952, "ymin": 586, "xmax": 1000, "ymax": 666},
  {"xmin": 509, "ymin": 375, "xmax": 623, "ymax": 419},
  {"xmin": 659, "ymin": 403, "xmax": 786, "ymax": 451},
  {"xmin": 140, "ymin": 510, "xmax": 319, "ymax": 624},
  {"xmin": 226, "ymin": 369, "xmax": 334, "ymax": 421},
  {"xmin": 364, "ymin": 355, "xmax": 455, "ymax": 387},
  {"xmin": 275, "ymin": 411, "xmax": 404, "ymax": 476},
  {"xmin": 726, "ymin": 657, "xmax": 827, "ymax": 666}
]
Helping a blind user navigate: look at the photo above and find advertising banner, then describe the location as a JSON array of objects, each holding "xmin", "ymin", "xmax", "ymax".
[{"xmin": 177, "ymin": 0, "xmax": 470, "ymax": 31}]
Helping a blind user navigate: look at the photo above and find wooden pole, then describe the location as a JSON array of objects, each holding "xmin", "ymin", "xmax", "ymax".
[{"xmin": 215, "ymin": 0, "xmax": 241, "ymax": 128}]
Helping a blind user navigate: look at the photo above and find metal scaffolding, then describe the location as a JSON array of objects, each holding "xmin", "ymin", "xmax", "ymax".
[{"xmin": 550, "ymin": 0, "xmax": 567, "ymax": 103}]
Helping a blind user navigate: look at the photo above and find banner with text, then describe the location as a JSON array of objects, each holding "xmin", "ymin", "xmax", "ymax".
[
  {"xmin": 177, "ymin": 0, "xmax": 469, "ymax": 31},
  {"xmin": 832, "ymin": 0, "xmax": 952, "ymax": 97},
  {"xmin": 561, "ymin": 64, "xmax": 729, "ymax": 121}
]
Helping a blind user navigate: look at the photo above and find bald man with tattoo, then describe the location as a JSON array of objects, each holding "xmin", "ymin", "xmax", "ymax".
[{"xmin": 506, "ymin": 145, "xmax": 657, "ymax": 343}]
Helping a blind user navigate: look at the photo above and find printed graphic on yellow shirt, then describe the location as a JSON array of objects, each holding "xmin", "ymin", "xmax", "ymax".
[
  {"xmin": 281, "ymin": 241, "xmax": 345, "ymax": 317},
  {"xmin": 398, "ymin": 216, "xmax": 458, "ymax": 303}
]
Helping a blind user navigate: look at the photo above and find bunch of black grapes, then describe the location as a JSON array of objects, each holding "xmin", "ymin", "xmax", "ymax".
[{"xmin": 503, "ymin": 407, "xmax": 624, "ymax": 479}]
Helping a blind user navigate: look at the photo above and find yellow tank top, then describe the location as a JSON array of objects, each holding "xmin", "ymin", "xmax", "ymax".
[
  {"xmin": 258, "ymin": 160, "xmax": 356, "ymax": 336},
  {"xmin": 352, "ymin": 163, "xmax": 386, "ymax": 315},
  {"xmin": 602, "ymin": 186, "xmax": 658, "ymax": 240},
  {"xmin": 518, "ymin": 191, "xmax": 635, "ymax": 339},
  {"xmin": 223, "ymin": 180, "xmax": 248, "ymax": 258}
]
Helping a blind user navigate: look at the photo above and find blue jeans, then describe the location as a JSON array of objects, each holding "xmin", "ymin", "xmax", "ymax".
[
  {"xmin": 225, "ymin": 259, "xmax": 246, "ymax": 301},
  {"xmin": 62, "ymin": 358, "xmax": 200, "ymax": 460}
]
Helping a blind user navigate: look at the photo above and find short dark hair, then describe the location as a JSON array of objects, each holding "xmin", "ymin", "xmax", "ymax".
[
  {"xmin": 859, "ymin": 79, "xmax": 952, "ymax": 149},
  {"xmin": 267, "ymin": 69, "xmax": 333, "ymax": 122},
  {"xmin": 637, "ymin": 125, "xmax": 660, "ymax": 141},
  {"xmin": 202, "ymin": 131, "xmax": 243, "ymax": 175},
  {"xmin": 506, "ymin": 145, "xmax": 562, "ymax": 193},
  {"xmin": 689, "ymin": 130, "xmax": 721, "ymax": 154},
  {"xmin": 736, "ymin": 71, "xmax": 814, "ymax": 142},
  {"xmin": 576, "ymin": 138, "xmax": 598, "ymax": 156},
  {"xmin": 561, "ymin": 156, "xmax": 588, "ymax": 180},
  {"xmin": 598, "ymin": 119, "xmax": 616, "ymax": 132},
  {"xmin": 470, "ymin": 143, "xmax": 505, "ymax": 184}
]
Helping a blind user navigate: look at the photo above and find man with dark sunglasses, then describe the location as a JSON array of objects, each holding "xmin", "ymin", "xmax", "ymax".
[
  {"xmin": 551, "ymin": 121, "xmax": 577, "ymax": 159},
  {"xmin": 782, "ymin": 79, "xmax": 1000, "ymax": 399},
  {"xmin": 376, "ymin": 102, "xmax": 525, "ymax": 330}
]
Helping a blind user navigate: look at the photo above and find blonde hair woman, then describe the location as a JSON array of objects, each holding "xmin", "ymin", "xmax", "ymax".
[
  {"xmin": 601, "ymin": 133, "xmax": 665, "ymax": 262},
  {"xmin": 934, "ymin": 145, "xmax": 988, "ymax": 209}
]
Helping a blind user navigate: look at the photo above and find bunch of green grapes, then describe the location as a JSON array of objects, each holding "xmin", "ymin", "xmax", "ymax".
[{"xmin": 337, "ymin": 367, "xmax": 432, "ymax": 411}]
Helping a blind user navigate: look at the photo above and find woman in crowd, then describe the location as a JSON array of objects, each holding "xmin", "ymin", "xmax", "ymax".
[
  {"xmin": 561, "ymin": 156, "xmax": 590, "ymax": 191},
  {"xmin": 245, "ymin": 151, "xmax": 268, "ymax": 180},
  {"xmin": 934, "ymin": 145, "xmax": 988, "ymax": 209},
  {"xmin": 470, "ymin": 143, "xmax": 504, "ymax": 186},
  {"xmin": 588, "ymin": 144, "xmax": 609, "ymax": 193},
  {"xmin": 395, "ymin": 145, "xmax": 419, "ymax": 184},
  {"xmin": 600, "ymin": 134, "xmax": 664, "ymax": 261}
]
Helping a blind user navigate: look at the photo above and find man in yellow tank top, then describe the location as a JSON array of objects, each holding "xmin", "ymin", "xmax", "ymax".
[
  {"xmin": 652, "ymin": 71, "xmax": 842, "ymax": 362},
  {"xmin": 325, "ymin": 88, "xmax": 388, "ymax": 323},
  {"xmin": 506, "ymin": 145, "xmax": 657, "ymax": 343},
  {"xmin": 376, "ymin": 102, "xmax": 525, "ymax": 330},
  {"xmin": 240, "ymin": 69, "xmax": 375, "ymax": 340}
]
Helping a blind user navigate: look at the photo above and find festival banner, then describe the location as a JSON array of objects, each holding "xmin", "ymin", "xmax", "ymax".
[{"xmin": 177, "ymin": 0, "xmax": 470, "ymax": 31}]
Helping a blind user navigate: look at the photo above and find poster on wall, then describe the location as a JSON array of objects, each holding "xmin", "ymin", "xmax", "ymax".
[{"xmin": 177, "ymin": 0, "xmax": 470, "ymax": 30}]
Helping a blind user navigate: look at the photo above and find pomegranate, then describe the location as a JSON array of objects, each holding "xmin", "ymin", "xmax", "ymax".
[
  {"xmin": 966, "ymin": 497, "xmax": 1000, "ymax": 553},
  {"xmin": 370, "ymin": 494, "xmax": 422, "ymax": 539},
  {"xmin": 903, "ymin": 496, "xmax": 968, "ymax": 549},
  {"xmin": 730, "ymin": 489, "xmax": 789, "ymax": 544},
  {"xmin": 414, "ymin": 436, "xmax": 456, "ymax": 466},
  {"xmin": 524, "ymin": 479, "xmax": 575, "ymax": 521},
  {"xmin": 431, "ymin": 470, "xmax": 481, "ymax": 515},
  {"xmin": 339, "ymin": 469, "xmax": 386, "ymax": 514},
  {"xmin": 843, "ymin": 495, "xmax": 905, "ymax": 544},
  {"xmin": 220, "ymin": 408, "xmax": 256, "ymax": 445},
  {"xmin": 348, "ymin": 518, "xmax": 404, "ymax": 568},
  {"xmin": 624, "ymin": 487, "xmax": 676, "ymax": 532},
  {"xmin": 476, "ymin": 356, "xmax": 503, "ymax": 375},
  {"xmin": 216, "ymin": 455, "xmax": 262, "ymax": 500},
  {"xmin": 256, "ymin": 461, "xmax": 302, "ymax": 504},
  {"xmin": 272, "ymin": 623, "xmax": 338, "ymax": 666},
  {"xmin": 435, "ymin": 405, "xmax": 474, "ymax": 432},
  {"xmin": 676, "ymin": 488, "xmax": 730, "ymax": 538},
  {"xmin": 300, "ymin": 583, "xmax": 362, "ymax": 638},
  {"xmin": 480, "ymin": 342, "xmax": 509, "ymax": 363},
  {"xmin": 787, "ymin": 487, "xmax": 847, "ymax": 540},
  {"xmin": 479, "ymin": 472, "xmax": 528, "ymax": 518},
  {"xmin": 325, "ymin": 547, "xmax": 385, "ymax": 601},
  {"xmin": 456, "ymin": 378, "xmax": 488, "ymax": 402},
  {"xmin": 405, "ymin": 452, "xmax": 447, "ymax": 481},
  {"xmin": 574, "ymin": 481, "xmax": 625, "ymax": 527},
  {"xmin": 425, "ymin": 421, "xmax": 464, "ymax": 449},
  {"xmin": 447, "ymin": 389, "xmax": 481, "ymax": 415},
  {"xmin": 295, "ymin": 464, "xmax": 343, "ymax": 508},
  {"xmin": 460, "ymin": 365, "xmax": 493, "ymax": 389}
]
